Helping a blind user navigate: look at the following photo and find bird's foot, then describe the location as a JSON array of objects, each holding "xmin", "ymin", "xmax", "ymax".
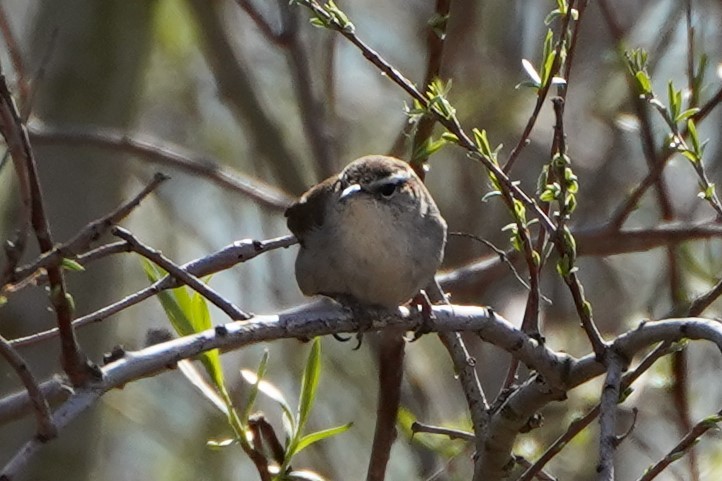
[
  {"xmin": 327, "ymin": 294, "xmax": 379, "ymax": 349},
  {"xmin": 409, "ymin": 290, "xmax": 436, "ymax": 342}
]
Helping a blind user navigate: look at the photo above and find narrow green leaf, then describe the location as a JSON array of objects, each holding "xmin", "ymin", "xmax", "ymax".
[
  {"xmin": 297, "ymin": 338, "xmax": 322, "ymax": 432},
  {"xmin": 240, "ymin": 368, "xmax": 295, "ymax": 434},
  {"xmin": 61, "ymin": 258, "xmax": 85, "ymax": 272},
  {"xmin": 675, "ymin": 108, "xmax": 700, "ymax": 123},
  {"xmin": 541, "ymin": 50, "xmax": 556, "ymax": 86},
  {"xmin": 142, "ymin": 259, "xmax": 226, "ymax": 392},
  {"xmin": 241, "ymin": 350, "xmax": 270, "ymax": 424},
  {"xmin": 440, "ymin": 132, "xmax": 459, "ymax": 143},
  {"xmin": 667, "ymin": 81, "xmax": 678, "ymax": 119},
  {"xmin": 294, "ymin": 422, "xmax": 353, "ymax": 453},
  {"xmin": 688, "ymin": 119, "xmax": 701, "ymax": 155}
]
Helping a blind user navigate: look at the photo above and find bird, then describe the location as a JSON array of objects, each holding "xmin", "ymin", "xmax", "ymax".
[{"xmin": 285, "ymin": 155, "xmax": 447, "ymax": 309}]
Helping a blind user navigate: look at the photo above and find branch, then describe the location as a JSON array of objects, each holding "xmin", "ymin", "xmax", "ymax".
[
  {"xmin": 112, "ymin": 226, "xmax": 252, "ymax": 321},
  {"xmin": 0, "ymin": 70, "xmax": 89, "ymax": 386},
  {"xmin": 10, "ymin": 235, "xmax": 296, "ymax": 348},
  {"xmin": 597, "ymin": 351, "xmax": 625, "ymax": 481},
  {"xmin": 3, "ymin": 172, "xmax": 168, "ymax": 288},
  {"xmin": 636, "ymin": 410, "xmax": 722, "ymax": 481},
  {"xmin": 27, "ymin": 124, "xmax": 293, "ymax": 210}
]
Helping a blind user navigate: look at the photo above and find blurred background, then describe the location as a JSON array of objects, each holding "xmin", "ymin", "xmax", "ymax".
[{"xmin": 1, "ymin": 0, "xmax": 722, "ymax": 480}]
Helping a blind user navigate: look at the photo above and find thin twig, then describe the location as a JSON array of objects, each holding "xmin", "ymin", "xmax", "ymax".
[
  {"xmin": 515, "ymin": 341, "xmax": 676, "ymax": 481},
  {"xmin": 0, "ymin": 69, "xmax": 90, "ymax": 386},
  {"xmin": 636, "ymin": 409, "xmax": 722, "ymax": 481},
  {"xmin": 3, "ymin": 172, "xmax": 168, "ymax": 288},
  {"xmin": 10, "ymin": 235, "xmax": 296, "ymax": 348},
  {"xmin": 0, "ymin": 4, "xmax": 29, "ymax": 107},
  {"xmin": 112, "ymin": 226, "xmax": 252, "ymax": 321},
  {"xmin": 502, "ymin": 0, "xmax": 579, "ymax": 174},
  {"xmin": 411, "ymin": 421, "xmax": 474, "ymax": 441}
]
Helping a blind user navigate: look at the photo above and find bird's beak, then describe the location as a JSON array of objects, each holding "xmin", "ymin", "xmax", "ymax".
[{"xmin": 340, "ymin": 183, "xmax": 362, "ymax": 201}]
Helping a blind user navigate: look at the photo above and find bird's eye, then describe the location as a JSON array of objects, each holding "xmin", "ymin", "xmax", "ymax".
[{"xmin": 377, "ymin": 182, "xmax": 397, "ymax": 197}]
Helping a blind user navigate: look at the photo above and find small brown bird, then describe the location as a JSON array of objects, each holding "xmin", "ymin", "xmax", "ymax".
[{"xmin": 285, "ymin": 155, "xmax": 447, "ymax": 308}]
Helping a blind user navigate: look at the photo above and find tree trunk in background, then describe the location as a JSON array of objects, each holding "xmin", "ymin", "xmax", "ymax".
[{"xmin": 0, "ymin": 1, "xmax": 154, "ymax": 478}]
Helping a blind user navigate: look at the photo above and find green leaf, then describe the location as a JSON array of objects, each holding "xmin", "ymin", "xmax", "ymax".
[
  {"xmin": 473, "ymin": 128, "xmax": 492, "ymax": 156},
  {"xmin": 700, "ymin": 414, "xmax": 722, "ymax": 428},
  {"xmin": 675, "ymin": 108, "xmax": 699, "ymax": 123},
  {"xmin": 688, "ymin": 119, "xmax": 701, "ymax": 155},
  {"xmin": 61, "ymin": 258, "xmax": 85, "ymax": 272},
  {"xmin": 240, "ymin": 368, "xmax": 295, "ymax": 434},
  {"xmin": 634, "ymin": 71, "xmax": 651, "ymax": 94},
  {"xmin": 667, "ymin": 81, "xmax": 678, "ymax": 119},
  {"xmin": 441, "ymin": 132, "xmax": 459, "ymax": 143},
  {"xmin": 297, "ymin": 338, "xmax": 322, "ymax": 433},
  {"xmin": 142, "ymin": 259, "xmax": 226, "ymax": 392},
  {"xmin": 294, "ymin": 423, "xmax": 353, "ymax": 453},
  {"xmin": 541, "ymin": 49, "xmax": 556, "ymax": 86},
  {"xmin": 241, "ymin": 351, "xmax": 270, "ymax": 425}
]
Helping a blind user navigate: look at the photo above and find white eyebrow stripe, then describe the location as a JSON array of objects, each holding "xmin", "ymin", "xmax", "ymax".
[{"xmin": 368, "ymin": 171, "xmax": 411, "ymax": 189}]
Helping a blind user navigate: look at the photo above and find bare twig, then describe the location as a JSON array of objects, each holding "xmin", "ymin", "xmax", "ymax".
[
  {"xmin": 27, "ymin": 124, "xmax": 293, "ymax": 210},
  {"xmin": 112, "ymin": 226, "xmax": 252, "ymax": 321},
  {"xmin": 10, "ymin": 235, "xmax": 296, "ymax": 348},
  {"xmin": 409, "ymin": 0, "xmax": 451, "ymax": 178},
  {"xmin": 411, "ymin": 421, "xmax": 474, "ymax": 441},
  {"xmin": 3, "ymin": 305, "xmax": 722, "ymax": 476},
  {"xmin": 0, "ymin": 334, "xmax": 56, "ymax": 440},
  {"xmin": 636, "ymin": 410, "xmax": 722, "ymax": 481},
  {"xmin": 0, "ymin": 377, "xmax": 69, "ymax": 427},
  {"xmin": 0, "ymin": 70, "xmax": 90, "ymax": 386},
  {"xmin": 515, "ymin": 341, "xmax": 677, "ymax": 481},
  {"xmin": 3, "ymin": 172, "xmax": 168, "ymax": 288},
  {"xmin": 0, "ymin": 4, "xmax": 29, "ymax": 107},
  {"xmin": 502, "ymin": 0, "xmax": 580, "ymax": 174},
  {"xmin": 427, "ymin": 280, "xmax": 491, "ymax": 445},
  {"xmin": 0, "ymin": 389, "xmax": 101, "ymax": 481}
]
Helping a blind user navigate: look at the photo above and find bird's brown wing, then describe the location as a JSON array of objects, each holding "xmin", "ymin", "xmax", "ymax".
[{"xmin": 284, "ymin": 176, "xmax": 339, "ymax": 242}]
